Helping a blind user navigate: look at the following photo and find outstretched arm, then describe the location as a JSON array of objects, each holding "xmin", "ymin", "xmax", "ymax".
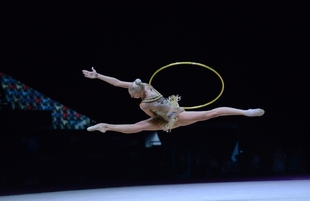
[{"xmin": 82, "ymin": 67, "xmax": 131, "ymax": 88}]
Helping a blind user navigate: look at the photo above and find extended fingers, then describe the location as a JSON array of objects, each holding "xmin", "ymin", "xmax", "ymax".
[
  {"xmin": 82, "ymin": 70, "xmax": 88, "ymax": 75},
  {"xmin": 82, "ymin": 67, "xmax": 96, "ymax": 78}
]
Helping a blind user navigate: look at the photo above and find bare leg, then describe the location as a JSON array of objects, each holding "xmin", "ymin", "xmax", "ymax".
[
  {"xmin": 87, "ymin": 107, "xmax": 264, "ymax": 133},
  {"xmin": 177, "ymin": 107, "xmax": 264, "ymax": 127},
  {"xmin": 87, "ymin": 118, "xmax": 162, "ymax": 134}
]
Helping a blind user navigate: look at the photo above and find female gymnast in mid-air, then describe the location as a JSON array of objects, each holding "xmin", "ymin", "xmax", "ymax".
[{"xmin": 82, "ymin": 67, "xmax": 264, "ymax": 134}]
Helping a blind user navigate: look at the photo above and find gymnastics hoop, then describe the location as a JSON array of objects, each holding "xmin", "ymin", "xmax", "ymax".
[{"xmin": 149, "ymin": 61, "xmax": 224, "ymax": 110}]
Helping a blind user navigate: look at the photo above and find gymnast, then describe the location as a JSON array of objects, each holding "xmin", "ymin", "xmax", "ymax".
[{"xmin": 82, "ymin": 67, "xmax": 264, "ymax": 134}]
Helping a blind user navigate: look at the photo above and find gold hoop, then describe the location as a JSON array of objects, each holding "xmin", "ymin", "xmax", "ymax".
[{"xmin": 149, "ymin": 61, "xmax": 224, "ymax": 110}]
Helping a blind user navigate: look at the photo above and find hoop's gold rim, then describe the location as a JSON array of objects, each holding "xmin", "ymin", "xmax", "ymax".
[{"xmin": 149, "ymin": 62, "xmax": 224, "ymax": 110}]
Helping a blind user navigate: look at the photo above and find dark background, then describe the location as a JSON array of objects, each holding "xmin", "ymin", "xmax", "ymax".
[{"xmin": 1, "ymin": 1, "xmax": 309, "ymax": 195}]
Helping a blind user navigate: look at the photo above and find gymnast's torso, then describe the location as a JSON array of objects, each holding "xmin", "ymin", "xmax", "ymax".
[{"xmin": 139, "ymin": 85, "xmax": 184, "ymax": 132}]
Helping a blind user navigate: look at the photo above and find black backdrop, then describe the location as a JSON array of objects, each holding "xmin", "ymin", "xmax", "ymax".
[{"xmin": 1, "ymin": 1, "xmax": 309, "ymax": 194}]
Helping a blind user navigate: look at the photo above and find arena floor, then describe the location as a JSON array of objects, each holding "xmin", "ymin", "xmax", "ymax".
[{"xmin": 1, "ymin": 177, "xmax": 310, "ymax": 201}]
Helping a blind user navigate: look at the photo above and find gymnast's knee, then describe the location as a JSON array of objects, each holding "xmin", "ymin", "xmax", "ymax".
[{"xmin": 206, "ymin": 109, "xmax": 220, "ymax": 119}]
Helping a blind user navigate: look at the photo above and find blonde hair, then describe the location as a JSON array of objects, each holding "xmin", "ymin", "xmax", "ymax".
[{"xmin": 129, "ymin": 78, "xmax": 145, "ymax": 94}]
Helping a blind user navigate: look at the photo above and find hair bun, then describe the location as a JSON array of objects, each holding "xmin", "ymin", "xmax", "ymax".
[{"xmin": 135, "ymin": 78, "xmax": 142, "ymax": 85}]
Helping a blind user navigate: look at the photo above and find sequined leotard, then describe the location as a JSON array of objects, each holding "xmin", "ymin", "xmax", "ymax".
[{"xmin": 140, "ymin": 86, "xmax": 184, "ymax": 132}]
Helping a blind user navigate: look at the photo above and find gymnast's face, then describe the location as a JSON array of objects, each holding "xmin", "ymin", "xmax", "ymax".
[{"xmin": 128, "ymin": 90, "xmax": 141, "ymax": 99}]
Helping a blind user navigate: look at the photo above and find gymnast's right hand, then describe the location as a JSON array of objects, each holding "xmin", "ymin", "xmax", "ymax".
[{"xmin": 82, "ymin": 67, "xmax": 97, "ymax": 79}]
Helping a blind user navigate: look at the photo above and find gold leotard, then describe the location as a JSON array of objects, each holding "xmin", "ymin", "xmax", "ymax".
[{"xmin": 140, "ymin": 86, "xmax": 184, "ymax": 132}]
